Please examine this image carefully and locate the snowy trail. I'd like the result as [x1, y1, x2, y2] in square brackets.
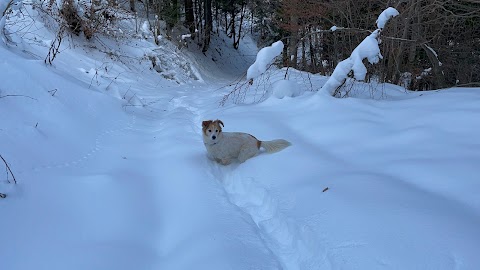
[124, 83, 284, 269]
[2, 82, 282, 269]
[151, 82, 331, 269]
[209, 164, 331, 269]
[156, 86, 318, 269]
[0, 19, 286, 267]
[128, 78, 333, 269]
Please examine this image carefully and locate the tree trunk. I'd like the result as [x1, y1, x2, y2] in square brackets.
[129, 0, 135, 12]
[202, 0, 212, 52]
[308, 28, 317, 73]
[184, 0, 195, 35]
[289, 14, 298, 68]
[195, 0, 203, 44]
[233, 2, 246, 49]
[421, 43, 446, 89]
[301, 30, 307, 70]
[230, 9, 235, 40]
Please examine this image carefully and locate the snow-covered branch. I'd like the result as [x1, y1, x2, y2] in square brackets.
[376, 7, 400, 29]
[320, 7, 399, 96]
[246, 40, 284, 82]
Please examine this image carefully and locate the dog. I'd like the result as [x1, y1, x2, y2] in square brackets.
[202, 119, 291, 165]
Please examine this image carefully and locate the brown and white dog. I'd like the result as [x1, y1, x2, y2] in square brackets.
[202, 119, 291, 165]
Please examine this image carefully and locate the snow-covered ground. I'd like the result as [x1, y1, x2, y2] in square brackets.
[1, 3, 480, 270]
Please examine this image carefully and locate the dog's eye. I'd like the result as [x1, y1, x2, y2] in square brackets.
[208, 129, 211, 132]
[215, 130, 219, 132]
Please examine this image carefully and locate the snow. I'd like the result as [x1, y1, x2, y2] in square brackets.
[141, 21, 150, 35]
[322, 8, 398, 96]
[272, 79, 301, 99]
[321, 29, 384, 95]
[0, 1, 10, 15]
[0, 15, 6, 45]
[425, 43, 443, 66]
[1, 3, 480, 270]
[376, 7, 400, 29]
[247, 40, 284, 81]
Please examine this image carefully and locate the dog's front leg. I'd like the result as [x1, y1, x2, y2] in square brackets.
[220, 158, 231, 165]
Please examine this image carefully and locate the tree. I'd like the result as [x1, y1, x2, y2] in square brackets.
[184, 0, 195, 35]
[202, 0, 212, 52]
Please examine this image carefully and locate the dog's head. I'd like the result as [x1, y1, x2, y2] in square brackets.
[202, 119, 224, 145]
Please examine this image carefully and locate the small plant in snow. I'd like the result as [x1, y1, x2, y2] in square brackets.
[0, 154, 17, 199]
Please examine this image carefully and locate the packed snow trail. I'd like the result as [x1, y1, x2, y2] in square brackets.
[209, 164, 331, 269]
[131, 81, 299, 269]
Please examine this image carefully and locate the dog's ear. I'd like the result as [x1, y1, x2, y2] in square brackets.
[202, 120, 212, 129]
[216, 120, 224, 128]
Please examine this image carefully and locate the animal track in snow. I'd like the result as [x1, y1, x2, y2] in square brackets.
[209, 164, 330, 270]
[21, 115, 137, 173]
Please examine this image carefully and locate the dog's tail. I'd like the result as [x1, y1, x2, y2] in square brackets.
[260, 139, 291, 153]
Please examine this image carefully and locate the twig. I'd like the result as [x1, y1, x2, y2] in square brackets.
[0, 94, 37, 100]
[0, 154, 16, 184]
[45, 25, 65, 65]
[48, 88, 58, 96]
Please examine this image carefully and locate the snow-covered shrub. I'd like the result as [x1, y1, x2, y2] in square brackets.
[247, 40, 284, 82]
[60, 0, 82, 35]
[320, 7, 399, 97]
[38, 0, 134, 41]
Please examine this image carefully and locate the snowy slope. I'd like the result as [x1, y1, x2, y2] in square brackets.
[2, 3, 480, 270]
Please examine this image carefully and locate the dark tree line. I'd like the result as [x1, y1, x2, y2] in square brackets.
[132, 0, 249, 52]
[43, 0, 480, 90]
[253, 0, 480, 90]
